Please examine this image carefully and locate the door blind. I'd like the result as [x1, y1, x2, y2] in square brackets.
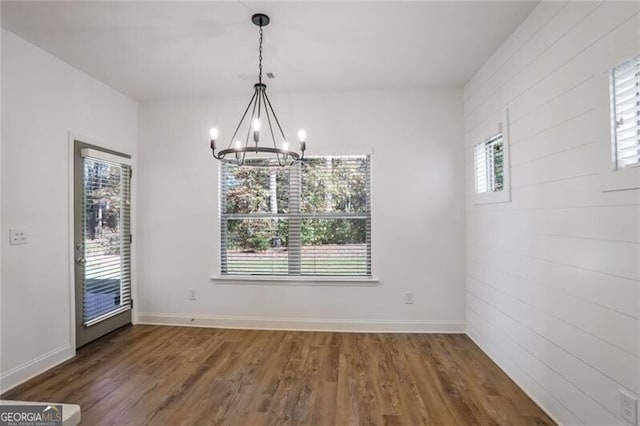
[611, 54, 640, 169]
[220, 155, 371, 277]
[82, 155, 132, 326]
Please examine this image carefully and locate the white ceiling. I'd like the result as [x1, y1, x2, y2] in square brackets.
[1, 1, 538, 101]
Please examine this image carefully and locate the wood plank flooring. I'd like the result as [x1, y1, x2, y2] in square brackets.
[2, 325, 555, 425]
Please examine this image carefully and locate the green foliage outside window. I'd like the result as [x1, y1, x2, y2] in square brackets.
[84, 160, 124, 255]
[224, 157, 369, 251]
[492, 142, 504, 192]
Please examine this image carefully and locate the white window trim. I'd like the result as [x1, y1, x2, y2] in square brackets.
[473, 109, 512, 204]
[600, 56, 640, 193]
[210, 274, 380, 286]
[600, 162, 640, 192]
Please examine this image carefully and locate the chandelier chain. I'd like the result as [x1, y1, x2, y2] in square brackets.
[258, 26, 263, 84]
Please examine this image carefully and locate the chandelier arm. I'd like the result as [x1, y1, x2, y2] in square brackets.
[245, 92, 259, 150]
[261, 90, 285, 167]
[227, 89, 258, 149]
[257, 87, 262, 129]
[239, 94, 259, 166]
[263, 91, 289, 143]
[262, 91, 277, 150]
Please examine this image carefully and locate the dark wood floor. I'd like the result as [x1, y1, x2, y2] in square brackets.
[3, 325, 554, 425]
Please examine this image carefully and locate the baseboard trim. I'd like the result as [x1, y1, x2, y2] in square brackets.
[137, 313, 466, 333]
[0, 344, 73, 394]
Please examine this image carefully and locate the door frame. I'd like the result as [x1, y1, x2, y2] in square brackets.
[67, 132, 136, 352]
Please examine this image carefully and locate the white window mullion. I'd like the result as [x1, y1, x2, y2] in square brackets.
[288, 162, 302, 275]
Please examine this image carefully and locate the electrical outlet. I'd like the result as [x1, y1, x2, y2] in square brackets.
[620, 389, 638, 425]
[405, 292, 414, 304]
[189, 289, 197, 301]
[9, 228, 27, 245]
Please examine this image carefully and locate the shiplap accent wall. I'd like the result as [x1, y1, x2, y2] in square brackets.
[463, 2, 639, 425]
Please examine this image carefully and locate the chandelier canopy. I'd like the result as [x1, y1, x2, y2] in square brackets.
[209, 13, 307, 167]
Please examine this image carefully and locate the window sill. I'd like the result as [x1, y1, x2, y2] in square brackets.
[211, 275, 380, 286]
[472, 188, 511, 205]
[600, 164, 640, 192]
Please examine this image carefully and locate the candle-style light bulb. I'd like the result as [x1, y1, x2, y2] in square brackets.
[234, 140, 242, 160]
[297, 130, 307, 154]
[209, 128, 219, 151]
[252, 118, 261, 143]
[282, 141, 289, 151]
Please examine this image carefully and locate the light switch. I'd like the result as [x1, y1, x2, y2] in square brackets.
[9, 228, 28, 245]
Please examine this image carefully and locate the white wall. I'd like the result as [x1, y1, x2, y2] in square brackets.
[0, 29, 138, 392]
[464, 2, 640, 425]
[136, 88, 466, 331]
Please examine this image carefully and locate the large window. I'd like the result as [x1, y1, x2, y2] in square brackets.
[610, 54, 640, 170]
[220, 155, 371, 277]
[474, 133, 504, 193]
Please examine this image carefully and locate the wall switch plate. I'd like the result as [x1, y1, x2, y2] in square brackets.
[620, 389, 638, 424]
[405, 292, 414, 304]
[189, 289, 197, 301]
[9, 228, 27, 245]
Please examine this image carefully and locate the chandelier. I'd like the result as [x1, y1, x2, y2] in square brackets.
[209, 13, 307, 167]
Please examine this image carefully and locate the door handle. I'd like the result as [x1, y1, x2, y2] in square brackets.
[76, 257, 86, 265]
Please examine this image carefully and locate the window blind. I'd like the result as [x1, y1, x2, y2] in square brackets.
[487, 135, 504, 192]
[474, 143, 488, 193]
[82, 157, 132, 326]
[220, 155, 371, 277]
[611, 54, 640, 169]
[299, 156, 371, 276]
[474, 133, 503, 193]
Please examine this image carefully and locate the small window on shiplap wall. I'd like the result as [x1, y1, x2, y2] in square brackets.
[472, 109, 511, 204]
[474, 133, 504, 194]
[610, 54, 640, 170]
